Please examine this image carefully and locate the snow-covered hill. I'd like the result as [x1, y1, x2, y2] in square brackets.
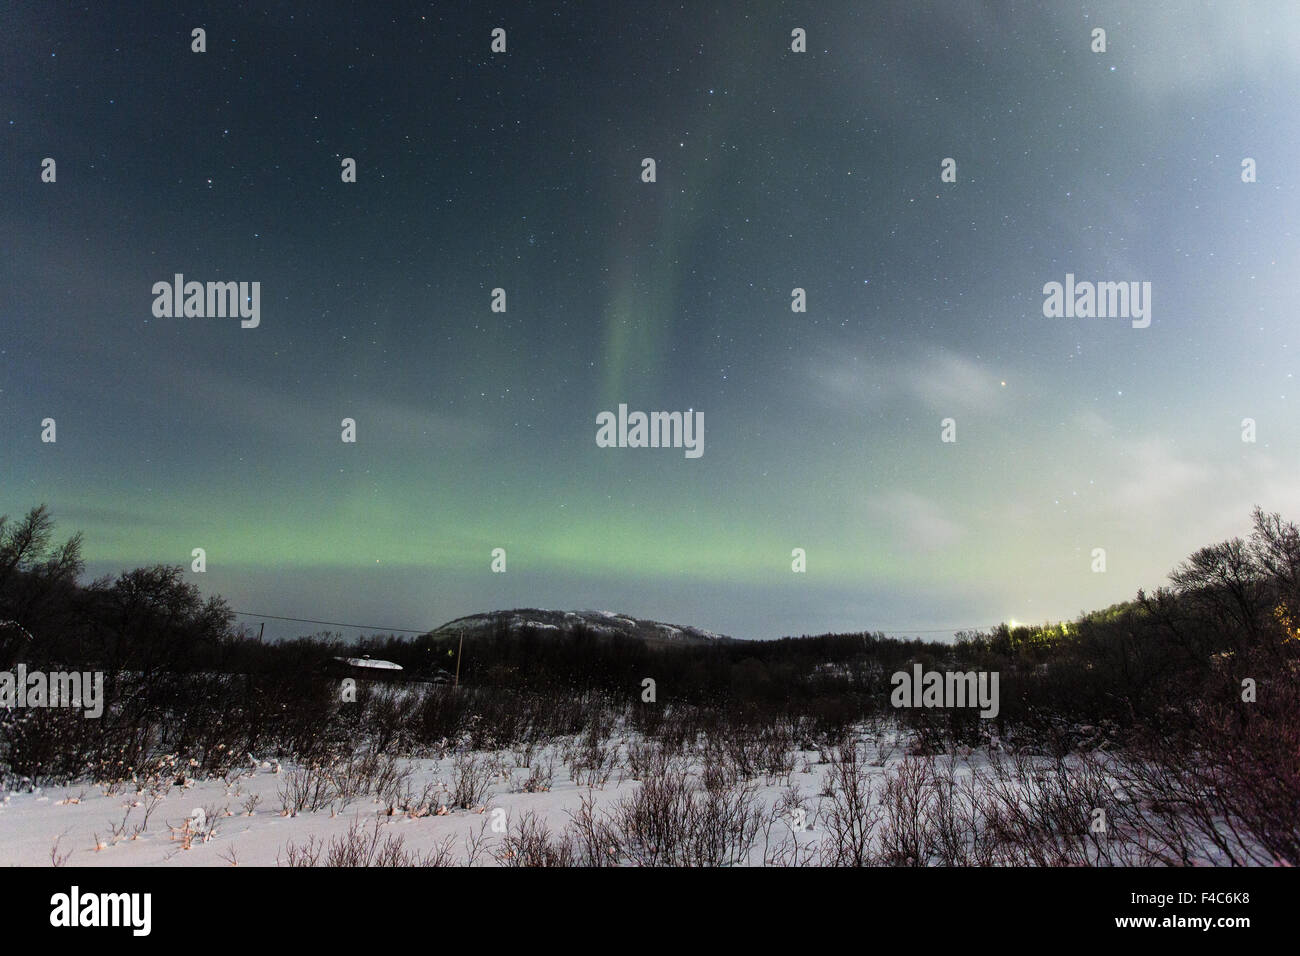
[426, 609, 735, 646]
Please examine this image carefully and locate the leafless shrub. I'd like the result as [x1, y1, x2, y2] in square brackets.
[196, 803, 226, 843]
[761, 805, 819, 867]
[1115, 724, 1295, 866]
[870, 718, 900, 766]
[613, 768, 761, 866]
[138, 788, 166, 831]
[755, 728, 797, 785]
[275, 751, 415, 817]
[684, 777, 763, 866]
[449, 752, 493, 809]
[819, 742, 881, 866]
[331, 751, 411, 806]
[277, 834, 322, 866]
[105, 806, 133, 846]
[701, 737, 741, 793]
[164, 804, 223, 850]
[979, 750, 1124, 866]
[624, 739, 676, 782]
[50, 832, 72, 867]
[568, 724, 617, 789]
[775, 783, 811, 824]
[512, 738, 538, 770]
[278, 761, 338, 816]
[492, 811, 575, 866]
[926, 752, 999, 866]
[383, 779, 443, 817]
[613, 769, 693, 866]
[222, 765, 254, 789]
[719, 726, 776, 781]
[564, 791, 622, 866]
[518, 753, 555, 793]
[279, 817, 456, 867]
[462, 819, 492, 866]
[877, 755, 937, 865]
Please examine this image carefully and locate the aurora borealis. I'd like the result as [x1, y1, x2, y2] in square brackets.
[3, 1, 1299, 640]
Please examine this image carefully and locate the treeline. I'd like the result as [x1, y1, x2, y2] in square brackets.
[0, 506, 233, 675]
[2, 504, 1298, 790]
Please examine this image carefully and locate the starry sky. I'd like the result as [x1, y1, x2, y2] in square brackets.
[3, 1, 1299, 641]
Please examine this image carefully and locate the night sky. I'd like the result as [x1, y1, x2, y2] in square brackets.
[3, 1, 1298, 641]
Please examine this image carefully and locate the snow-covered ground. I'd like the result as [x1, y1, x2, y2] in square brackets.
[0, 725, 1255, 866]
[0, 733, 922, 867]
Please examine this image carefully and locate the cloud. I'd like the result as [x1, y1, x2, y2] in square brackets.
[1060, 1, 1300, 105]
[1108, 438, 1215, 513]
[53, 505, 171, 530]
[150, 364, 493, 451]
[867, 490, 965, 554]
[1093, 429, 1300, 537]
[1074, 410, 1115, 438]
[812, 349, 1004, 416]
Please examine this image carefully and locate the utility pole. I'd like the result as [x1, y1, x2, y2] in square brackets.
[454, 630, 463, 689]
[258, 622, 264, 641]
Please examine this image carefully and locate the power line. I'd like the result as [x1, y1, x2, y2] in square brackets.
[231, 609, 1004, 638]
[232, 610, 430, 634]
[864, 623, 1008, 632]
[866, 627, 990, 634]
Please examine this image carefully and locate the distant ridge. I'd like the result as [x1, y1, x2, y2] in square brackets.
[426, 608, 736, 646]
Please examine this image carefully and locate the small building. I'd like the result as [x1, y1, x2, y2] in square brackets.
[324, 655, 454, 686]
[325, 654, 405, 683]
